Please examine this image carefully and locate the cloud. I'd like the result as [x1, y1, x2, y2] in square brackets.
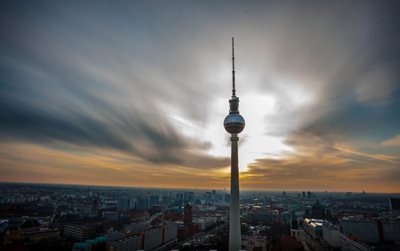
[356, 67, 399, 105]
[0, 0, 399, 191]
[242, 131, 400, 192]
[382, 135, 400, 147]
[0, 142, 230, 189]
[0, 0, 234, 171]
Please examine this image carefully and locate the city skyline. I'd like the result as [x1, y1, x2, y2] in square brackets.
[1, 1, 400, 193]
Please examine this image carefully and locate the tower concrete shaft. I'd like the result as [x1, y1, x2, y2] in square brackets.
[229, 133, 241, 251]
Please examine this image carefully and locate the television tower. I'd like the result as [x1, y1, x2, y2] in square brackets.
[224, 37, 245, 251]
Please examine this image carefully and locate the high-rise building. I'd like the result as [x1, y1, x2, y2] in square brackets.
[162, 222, 178, 244]
[135, 196, 149, 211]
[143, 228, 163, 250]
[117, 198, 130, 212]
[224, 37, 245, 251]
[183, 204, 192, 239]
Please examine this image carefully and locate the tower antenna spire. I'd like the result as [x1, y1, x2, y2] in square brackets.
[232, 37, 236, 96]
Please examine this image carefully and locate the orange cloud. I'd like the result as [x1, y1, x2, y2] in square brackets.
[0, 142, 230, 189]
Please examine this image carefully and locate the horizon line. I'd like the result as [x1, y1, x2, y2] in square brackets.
[1, 181, 399, 195]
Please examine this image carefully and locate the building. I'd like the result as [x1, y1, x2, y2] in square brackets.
[340, 219, 400, 244]
[162, 222, 177, 244]
[63, 225, 95, 241]
[73, 236, 107, 251]
[242, 235, 268, 251]
[135, 196, 149, 211]
[340, 220, 381, 244]
[116, 198, 130, 213]
[303, 218, 324, 239]
[105, 230, 126, 242]
[193, 217, 217, 231]
[339, 233, 372, 251]
[389, 198, 400, 210]
[246, 206, 278, 225]
[143, 228, 163, 250]
[290, 229, 306, 242]
[183, 204, 192, 238]
[276, 236, 304, 251]
[310, 200, 326, 219]
[322, 223, 340, 248]
[382, 222, 400, 242]
[130, 223, 147, 234]
[21, 228, 60, 245]
[103, 211, 119, 221]
[108, 235, 142, 251]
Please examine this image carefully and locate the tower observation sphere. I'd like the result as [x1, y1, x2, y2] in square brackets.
[224, 97, 245, 134]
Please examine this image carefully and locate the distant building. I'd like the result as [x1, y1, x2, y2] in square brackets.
[322, 223, 340, 248]
[126, 222, 177, 250]
[108, 235, 142, 251]
[175, 193, 183, 206]
[242, 235, 268, 251]
[143, 228, 163, 250]
[103, 211, 119, 221]
[21, 228, 60, 245]
[63, 225, 95, 241]
[135, 196, 149, 211]
[389, 198, 400, 210]
[130, 223, 147, 234]
[322, 220, 400, 249]
[193, 217, 217, 231]
[183, 204, 192, 238]
[247, 206, 278, 225]
[340, 220, 381, 243]
[382, 222, 400, 242]
[162, 222, 177, 244]
[183, 192, 194, 204]
[339, 232, 372, 251]
[290, 229, 305, 242]
[105, 230, 126, 242]
[116, 198, 130, 213]
[73, 236, 107, 251]
[149, 195, 159, 207]
[276, 236, 304, 251]
[311, 200, 326, 219]
[303, 218, 324, 239]
[224, 193, 231, 203]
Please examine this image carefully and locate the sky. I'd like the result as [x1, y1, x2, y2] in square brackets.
[0, 1, 399, 193]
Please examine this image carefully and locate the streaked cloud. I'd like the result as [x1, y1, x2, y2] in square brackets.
[243, 132, 400, 192]
[0, 0, 399, 192]
[382, 135, 400, 147]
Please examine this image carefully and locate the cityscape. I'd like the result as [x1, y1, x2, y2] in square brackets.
[0, 183, 399, 251]
[1, 0, 400, 251]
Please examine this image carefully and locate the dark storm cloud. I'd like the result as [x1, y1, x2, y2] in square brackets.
[0, 97, 131, 150]
[301, 93, 400, 142]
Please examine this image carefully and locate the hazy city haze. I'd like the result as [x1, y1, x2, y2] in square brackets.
[0, 1, 399, 192]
